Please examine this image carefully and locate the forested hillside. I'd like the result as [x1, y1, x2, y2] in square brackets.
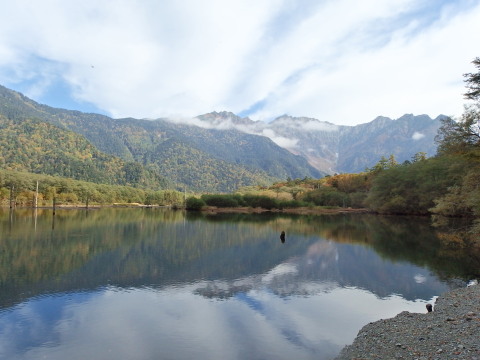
[0, 115, 168, 189]
[0, 85, 321, 191]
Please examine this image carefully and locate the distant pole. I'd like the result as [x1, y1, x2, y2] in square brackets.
[86, 196, 89, 209]
[53, 196, 56, 216]
[9, 185, 14, 209]
[34, 207, 38, 231]
[35, 181, 39, 208]
[9, 207, 13, 230]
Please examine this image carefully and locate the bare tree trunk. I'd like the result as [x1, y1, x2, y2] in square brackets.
[9, 185, 15, 209]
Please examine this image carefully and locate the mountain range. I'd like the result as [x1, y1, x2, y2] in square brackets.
[195, 111, 444, 174]
[0, 84, 443, 192]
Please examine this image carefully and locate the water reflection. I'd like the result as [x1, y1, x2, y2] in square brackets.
[0, 285, 432, 360]
[0, 208, 477, 360]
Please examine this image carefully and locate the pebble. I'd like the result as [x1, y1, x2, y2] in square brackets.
[335, 284, 480, 360]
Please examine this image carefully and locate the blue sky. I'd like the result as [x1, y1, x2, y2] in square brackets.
[1, 0, 479, 126]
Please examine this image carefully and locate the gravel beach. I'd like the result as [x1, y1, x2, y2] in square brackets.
[335, 284, 480, 360]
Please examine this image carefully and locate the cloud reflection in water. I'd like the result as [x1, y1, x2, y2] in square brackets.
[1, 263, 438, 360]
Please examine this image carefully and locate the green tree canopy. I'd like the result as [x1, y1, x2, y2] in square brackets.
[464, 57, 480, 101]
[435, 106, 480, 156]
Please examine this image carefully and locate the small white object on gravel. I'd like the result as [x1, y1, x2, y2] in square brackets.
[335, 283, 480, 360]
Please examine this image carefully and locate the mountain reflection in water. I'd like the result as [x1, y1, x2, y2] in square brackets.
[0, 208, 477, 360]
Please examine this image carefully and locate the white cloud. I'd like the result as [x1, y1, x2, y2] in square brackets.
[270, 136, 300, 148]
[261, 128, 299, 148]
[0, 0, 479, 125]
[302, 120, 339, 131]
[262, 263, 298, 283]
[412, 131, 425, 140]
[0, 281, 437, 360]
[248, 2, 480, 125]
[414, 274, 427, 284]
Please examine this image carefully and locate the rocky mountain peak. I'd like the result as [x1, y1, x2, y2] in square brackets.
[270, 115, 339, 132]
[196, 111, 256, 128]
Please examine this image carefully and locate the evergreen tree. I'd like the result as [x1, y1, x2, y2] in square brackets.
[464, 57, 480, 101]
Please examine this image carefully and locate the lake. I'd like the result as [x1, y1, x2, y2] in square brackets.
[0, 208, 478, 360]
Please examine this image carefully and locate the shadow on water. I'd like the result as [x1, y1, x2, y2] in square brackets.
[0, 208, 478, 309]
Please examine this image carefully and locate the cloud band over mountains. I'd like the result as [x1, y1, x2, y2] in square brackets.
[1, 0, 479, 126]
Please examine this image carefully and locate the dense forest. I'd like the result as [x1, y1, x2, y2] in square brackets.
[0, 114, 170, 189]
[0, 170, 185, 207]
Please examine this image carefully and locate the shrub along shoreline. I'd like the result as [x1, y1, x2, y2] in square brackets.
[199, 205, 371, 215]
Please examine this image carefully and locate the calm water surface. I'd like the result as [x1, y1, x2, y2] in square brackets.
[0, 208, 477, 360]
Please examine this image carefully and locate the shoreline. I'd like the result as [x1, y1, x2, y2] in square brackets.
[0, 203, 172, 210]
[2, 204, 373, 215]
[200, 206, 372, 215]
[335, 284, 480, 359]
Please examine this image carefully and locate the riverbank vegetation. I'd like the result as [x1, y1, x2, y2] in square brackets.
[0, 170, 185, 207]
